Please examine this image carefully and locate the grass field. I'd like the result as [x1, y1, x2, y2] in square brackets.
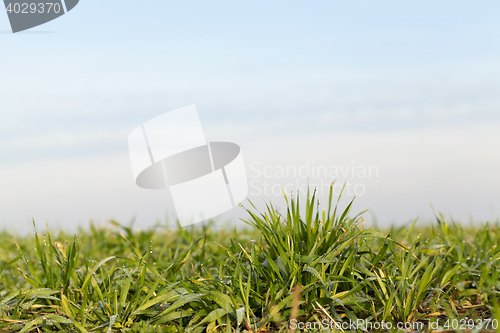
[1, 185, 499, 332]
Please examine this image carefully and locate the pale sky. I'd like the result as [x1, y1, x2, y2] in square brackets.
[1, 0, 499, 232]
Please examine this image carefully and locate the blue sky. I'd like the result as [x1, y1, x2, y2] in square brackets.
[1, 0, 500, 231]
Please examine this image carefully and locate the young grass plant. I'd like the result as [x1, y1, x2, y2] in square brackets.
[0, 185, 499, 332]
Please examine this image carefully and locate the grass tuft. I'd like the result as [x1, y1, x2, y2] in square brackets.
[0, 185, 499, 332]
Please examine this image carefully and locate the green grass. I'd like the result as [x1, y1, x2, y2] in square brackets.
[0, 184, 499, 332]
